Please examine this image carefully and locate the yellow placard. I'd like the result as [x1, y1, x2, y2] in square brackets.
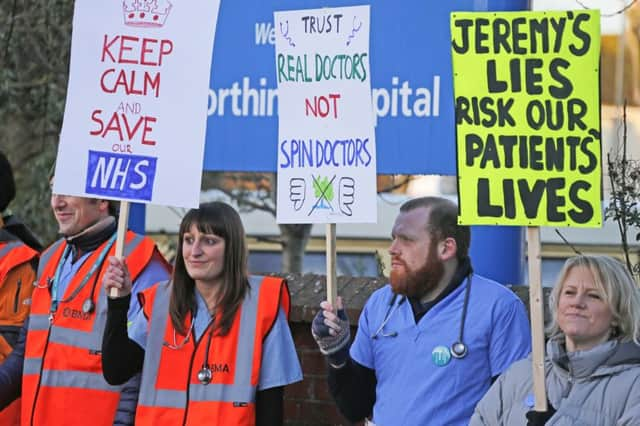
[451, 10, 601, 227]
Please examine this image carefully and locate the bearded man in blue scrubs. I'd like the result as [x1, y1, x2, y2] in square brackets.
[312, 196, 531, 426]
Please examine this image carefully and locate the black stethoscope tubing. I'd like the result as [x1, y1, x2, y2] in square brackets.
[450, 275, 472, 359]
[197, 317, 216, 385]
[372, 274, 473, 359]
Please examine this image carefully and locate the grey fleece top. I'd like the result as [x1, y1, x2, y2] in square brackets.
[470, 338, 640, 426]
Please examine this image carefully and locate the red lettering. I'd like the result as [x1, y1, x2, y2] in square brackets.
[100, 34, 173, 66]
[89, 109, 104, 136]
[99, 69, 160, 97]
[159, 40, 173, 66]
[304, 98, 315, 116]
[328, 93, 341, 118]
[140, 38, 159, 66]
[104, 113, 125, 141]
[141, 117, 156, 145]
[101, 35, 118, 62]
[304, 93, 341, 119]
[88, 110, 158, 145]
[100, 68, 117, 93]
[118, 35, 139, 64]
[123, 115, 145, 140]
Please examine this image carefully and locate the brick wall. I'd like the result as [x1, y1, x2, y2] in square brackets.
[284, 321, 362, 426]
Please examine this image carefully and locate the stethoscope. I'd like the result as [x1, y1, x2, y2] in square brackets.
[197, 324, 215, 385]
[48, 234, 116, 316]
[371, 274, 473, 359]
[163, 309, 217, 385]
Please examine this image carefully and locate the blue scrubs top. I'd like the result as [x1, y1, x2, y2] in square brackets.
[128, 281, 302, 391]
[350, 274, 532, 426]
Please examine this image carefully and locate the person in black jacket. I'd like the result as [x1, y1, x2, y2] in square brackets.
[0, 151, 41, 425]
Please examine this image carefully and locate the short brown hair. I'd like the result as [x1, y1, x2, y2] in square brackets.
[400, 196, 470, 262]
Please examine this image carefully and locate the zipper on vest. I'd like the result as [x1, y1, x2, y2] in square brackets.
[13, 279, 22, 313]
[29, 323, 53, 426]
[562, 364, 574, 398]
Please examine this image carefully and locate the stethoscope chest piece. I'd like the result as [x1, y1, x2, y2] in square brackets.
[198, 367, 212, 385]
[82, 299, 95, 314]
[450, 341, 468, 359]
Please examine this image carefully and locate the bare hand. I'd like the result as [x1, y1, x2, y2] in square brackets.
[103, 256, 132, 298]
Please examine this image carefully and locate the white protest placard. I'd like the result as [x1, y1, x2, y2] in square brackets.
[274, 6, 377, 224]
[53, 0, 220, 208]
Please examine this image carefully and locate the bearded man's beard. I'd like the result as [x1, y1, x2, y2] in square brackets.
[390, 242, 445, 299]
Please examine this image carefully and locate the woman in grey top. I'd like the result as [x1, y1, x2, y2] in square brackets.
[471, 255, 640, 426]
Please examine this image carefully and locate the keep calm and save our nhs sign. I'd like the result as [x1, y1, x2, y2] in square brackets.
[204, 0, 527, 175]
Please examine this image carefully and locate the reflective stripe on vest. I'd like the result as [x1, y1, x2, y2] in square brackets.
[35, 369, 120, 392]
[0, 241, 35, 260]
[0, 240, 37, 284]
[138, 276, 264, 408]
[36, 239, 64, 279]
[26, 314, 49, 331]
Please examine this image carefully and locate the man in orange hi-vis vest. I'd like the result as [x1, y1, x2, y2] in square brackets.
[0, 170, 171, 426]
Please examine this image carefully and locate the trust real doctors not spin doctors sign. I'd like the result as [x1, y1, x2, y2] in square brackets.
[451, 10, 602, 227]
[54, 0, 220, 208]
[274, 5, 377, 224]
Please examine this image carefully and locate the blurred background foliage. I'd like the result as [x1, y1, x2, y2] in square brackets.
[1, 0, 74, 245]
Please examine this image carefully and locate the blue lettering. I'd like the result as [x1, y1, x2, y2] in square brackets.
[361, 138, 372, 166]
[278, 137, 371, 168]
[300, 139, 313, 167]
[290, 139, 300, 166]
[315, 140, 324, 167]
[279, 140, 291, 168]
[85, 150, 156, 201]
[345, 139, 355, 165]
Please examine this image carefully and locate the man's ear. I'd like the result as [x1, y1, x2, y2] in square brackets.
[439, 237, 458, 261]
[98, 199, 110, 214]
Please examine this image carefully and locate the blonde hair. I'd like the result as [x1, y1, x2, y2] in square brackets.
[547, 255, 640, 345]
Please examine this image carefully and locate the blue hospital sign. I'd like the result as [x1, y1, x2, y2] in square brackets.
[204, 0, 527, 174]
[85, 151, 157, 201]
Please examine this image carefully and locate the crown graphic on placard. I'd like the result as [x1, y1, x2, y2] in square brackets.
[123, 0, 172, 28]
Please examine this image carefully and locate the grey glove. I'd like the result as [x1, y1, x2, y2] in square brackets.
[311, 302, 350, 366]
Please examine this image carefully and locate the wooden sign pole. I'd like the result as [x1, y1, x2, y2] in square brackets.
[326, 223, 337, 305]
[527, 226, 547, 411]
[109, 201, 130, 298]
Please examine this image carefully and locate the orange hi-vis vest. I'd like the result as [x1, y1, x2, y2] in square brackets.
[0, 239, 38, 336]
[0, 240, 38, 297]
[0, 240, 38, 426]
[22, 231, 158, 426]
[135, 276, 291, 426]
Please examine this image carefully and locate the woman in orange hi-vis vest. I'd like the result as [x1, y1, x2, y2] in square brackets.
[101, 201, 303, 425]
